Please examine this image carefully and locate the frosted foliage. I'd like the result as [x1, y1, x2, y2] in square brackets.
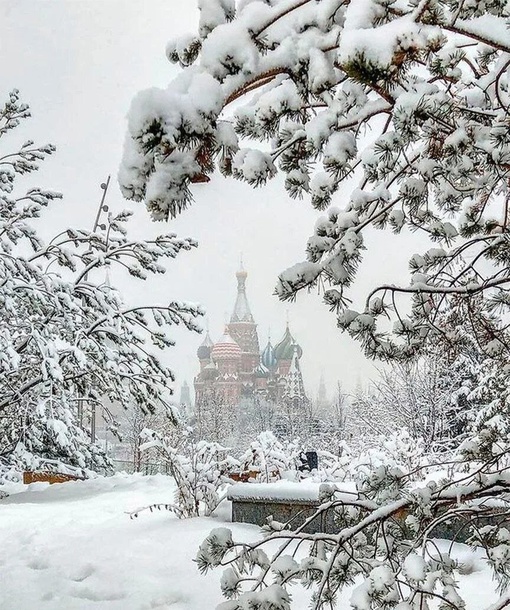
[196, 433, 510, 610]
[128, 412, 510, 610]
[198, 0, 236, 37]
[238, 431, 300, 482]
[121, 0, 510, 360]
[191, 339, 510, 610]
[347, 342, 479, 454]
[352, 429, 426, 483]
[139, 429, 238, 517]
[231, 149, 277, 186]
[403, 554, 427, 583]
[0, 91, 202, 476]
[2, 398, 111, 480]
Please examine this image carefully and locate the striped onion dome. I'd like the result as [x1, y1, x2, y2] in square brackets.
[261, 340, 277, 370]
[211, 330, 242, 360]
[274, 325, 303, 361]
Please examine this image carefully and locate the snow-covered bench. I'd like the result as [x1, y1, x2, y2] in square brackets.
[227, 482, 510, 541]
[227, 482, 338, 534]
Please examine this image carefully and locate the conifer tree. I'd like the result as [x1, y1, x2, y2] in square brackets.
[120, 0, 510, 360]
[120, 4, 510, 609]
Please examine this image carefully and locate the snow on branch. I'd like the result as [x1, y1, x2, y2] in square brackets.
[120, 0, 510, 360]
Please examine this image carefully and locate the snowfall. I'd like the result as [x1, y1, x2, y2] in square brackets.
[0, 473, 501, 609]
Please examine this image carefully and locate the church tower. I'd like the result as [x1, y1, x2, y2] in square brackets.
[193, 266, 310, 442]
[283, 344, 307, 405]
[227, 263, 260, 388]
[179, 380, 192, 410]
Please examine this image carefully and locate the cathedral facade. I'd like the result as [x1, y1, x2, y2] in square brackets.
[194, 266, 308, 413]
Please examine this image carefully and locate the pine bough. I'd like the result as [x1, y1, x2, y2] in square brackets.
[120, 0, 510, 360]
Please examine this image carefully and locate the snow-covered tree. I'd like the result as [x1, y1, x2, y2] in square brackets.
[117, 402, 179, 473]
[307, 381, 348, 451]
[0, 396, 112, 478]
[348, 346, 475, 451]
[0, 90, 202, 475]
[197, 442, 510, 610]
[119, 4, 510, 608]
[121, 0, 510, 360]
[236, 394, 277, 448]
[194, 389, 238, 445]
[465, 354, 510, 463]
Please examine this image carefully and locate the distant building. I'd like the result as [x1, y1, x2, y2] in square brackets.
[194, 265, 308, 417]
[179, 380, 192, 412]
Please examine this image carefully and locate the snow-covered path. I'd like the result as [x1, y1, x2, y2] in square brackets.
[0, 474, 258, 610]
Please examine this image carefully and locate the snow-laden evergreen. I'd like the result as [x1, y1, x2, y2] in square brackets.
[120, 0, 510, 360]
[116, 3, 510, 606]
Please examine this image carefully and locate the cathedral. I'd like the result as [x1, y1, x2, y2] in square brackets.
[193, 265, 308, 413]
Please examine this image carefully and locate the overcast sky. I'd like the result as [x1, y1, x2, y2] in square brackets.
[0, 0, 428, 402]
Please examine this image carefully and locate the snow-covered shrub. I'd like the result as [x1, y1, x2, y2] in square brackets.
[352, 429, 427, 483]
[139, 428, 238, 517]
[314, 443, 352, 483]
[237, 431, 300, 482]
[197, 446, 510, 610]
[0, 455, 22, 485]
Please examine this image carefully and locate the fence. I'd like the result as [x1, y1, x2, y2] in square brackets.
[111, 459, 171, 476]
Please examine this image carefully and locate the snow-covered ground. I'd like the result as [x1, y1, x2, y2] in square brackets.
[0, 474, 255, 610]
[0, 474, 499, 609]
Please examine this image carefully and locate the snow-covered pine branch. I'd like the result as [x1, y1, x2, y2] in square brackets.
[197, 448, 510, 610]
[120, 0, 510, 359]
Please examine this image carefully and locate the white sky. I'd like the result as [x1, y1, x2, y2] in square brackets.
[0, 0, 428, 402]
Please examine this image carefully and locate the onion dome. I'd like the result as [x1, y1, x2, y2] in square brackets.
[261, 339, 277, 370]
[211, 329, 242, 360]
[197, 331, 214, 360]
[274, 325, 303, 360]
[254, 362, 269, 378]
